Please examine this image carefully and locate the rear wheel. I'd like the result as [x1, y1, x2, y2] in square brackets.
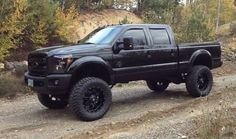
[146, 80, 169, 92]
[38, 94, 68, 109]
[69, 77, 112, 121]
[186, 66, 213, 97]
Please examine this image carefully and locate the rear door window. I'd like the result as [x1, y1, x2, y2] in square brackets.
[149, 29, 171, 47]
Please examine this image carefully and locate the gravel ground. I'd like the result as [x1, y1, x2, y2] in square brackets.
[0, 74, 236, 139]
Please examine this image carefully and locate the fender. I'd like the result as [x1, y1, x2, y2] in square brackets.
[67, 56, 113, 74]
[189, 49, 212, 67]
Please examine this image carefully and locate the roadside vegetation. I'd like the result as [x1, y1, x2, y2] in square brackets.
[196, 90, 236, 139]
[0, 0, 79, 61]
[0, 72, 32, 98]
[0, 0, 236, 62]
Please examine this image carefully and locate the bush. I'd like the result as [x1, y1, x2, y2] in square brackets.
[0, 0, 80, 61]
[23, 0, 58, 49]
[23, 0, 80, 48]
[182, 11, 214, 42]
[119, 16, 132, 24]
[0, 36, 14, 61]
[0, 0, 27, 62]
[54, 0, 114, 11]
[52, 6, 79, 44]
[176, 5, 215, 43]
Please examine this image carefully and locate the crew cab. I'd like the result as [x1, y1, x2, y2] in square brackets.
[25, 24, 222, 121]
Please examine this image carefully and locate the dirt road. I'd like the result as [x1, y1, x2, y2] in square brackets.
[0, 74, 236, 139]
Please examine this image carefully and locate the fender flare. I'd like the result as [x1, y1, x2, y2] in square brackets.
[67, 56, 112, 73]
[189, 49, 212, 68]
[67, 56, 113, 83]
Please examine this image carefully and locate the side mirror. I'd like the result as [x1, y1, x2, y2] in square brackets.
[123, 37, 134, 50]
[113, 37, 134, 54]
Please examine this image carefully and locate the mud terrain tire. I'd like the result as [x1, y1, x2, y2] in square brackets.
[186, 66, 213, 97]
[69, 77, 112, 121]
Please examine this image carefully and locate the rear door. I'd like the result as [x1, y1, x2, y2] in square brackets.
[146, 28, 178, 78]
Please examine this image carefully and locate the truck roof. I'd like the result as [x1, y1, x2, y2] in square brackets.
[113, 24, 170, 28]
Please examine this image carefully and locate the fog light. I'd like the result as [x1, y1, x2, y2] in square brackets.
[54, 80, 59, 86]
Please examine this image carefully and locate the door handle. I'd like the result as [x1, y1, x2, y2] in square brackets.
[147, 51, 152, 58]
[170, 49, 175, 56]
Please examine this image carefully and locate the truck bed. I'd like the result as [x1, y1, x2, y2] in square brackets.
[178, 41, 220, 47]
[177, 41, 222, 72]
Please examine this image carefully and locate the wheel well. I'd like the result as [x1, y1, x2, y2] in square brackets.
[193, 54, 212, 69]
[71, 63, 111, 86]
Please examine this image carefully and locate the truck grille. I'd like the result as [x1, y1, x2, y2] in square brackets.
[28, 53, 48, 76]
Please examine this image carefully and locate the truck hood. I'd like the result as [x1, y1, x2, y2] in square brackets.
[32, 44, 101, 57]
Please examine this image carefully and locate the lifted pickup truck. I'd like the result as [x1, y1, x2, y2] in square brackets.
[25, 24, 222, 121]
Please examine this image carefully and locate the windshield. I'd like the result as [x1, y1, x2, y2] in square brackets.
[80, 26, 121, 45]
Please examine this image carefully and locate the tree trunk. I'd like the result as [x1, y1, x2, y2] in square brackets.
[138, 0, 145, 13]
[216, 0, 221, 32]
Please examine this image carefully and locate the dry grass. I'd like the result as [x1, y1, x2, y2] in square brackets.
[0, 72, 32, 98]
[197, 93, 236, 139]
[217, 21, 236, 61]
[199, 110, 236, 139]
[216, 23, 232, 37]
[199, 115, 235, 139]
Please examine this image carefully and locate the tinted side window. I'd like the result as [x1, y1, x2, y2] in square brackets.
[123, 29, 147, 46]
[149, 29, 171, 45]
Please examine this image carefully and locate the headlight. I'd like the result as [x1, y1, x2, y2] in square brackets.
[52, 54, 73, 73]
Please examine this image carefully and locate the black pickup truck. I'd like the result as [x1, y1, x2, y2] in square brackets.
[25, 24, 222, 121]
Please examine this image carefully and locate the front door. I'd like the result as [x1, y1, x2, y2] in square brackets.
[112, 28, 151, 82]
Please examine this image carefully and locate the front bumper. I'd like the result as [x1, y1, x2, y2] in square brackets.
[24, 72, 72, 95]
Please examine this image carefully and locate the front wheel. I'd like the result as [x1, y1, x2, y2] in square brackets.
[38, 94, 68, 109]
[69, 77, 112, 121]
[186, 66, 213, 97]
[146, 80, 169, 92]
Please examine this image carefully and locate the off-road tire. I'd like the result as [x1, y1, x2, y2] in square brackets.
[38, 94, 68, 109]
[186, 65, 213, 97]
[146, 80, 169, 92]
[69, 77, 112, 121]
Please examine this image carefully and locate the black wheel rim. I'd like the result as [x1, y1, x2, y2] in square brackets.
[197, 73, 209, 91]
[83, 87, 104, 113]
